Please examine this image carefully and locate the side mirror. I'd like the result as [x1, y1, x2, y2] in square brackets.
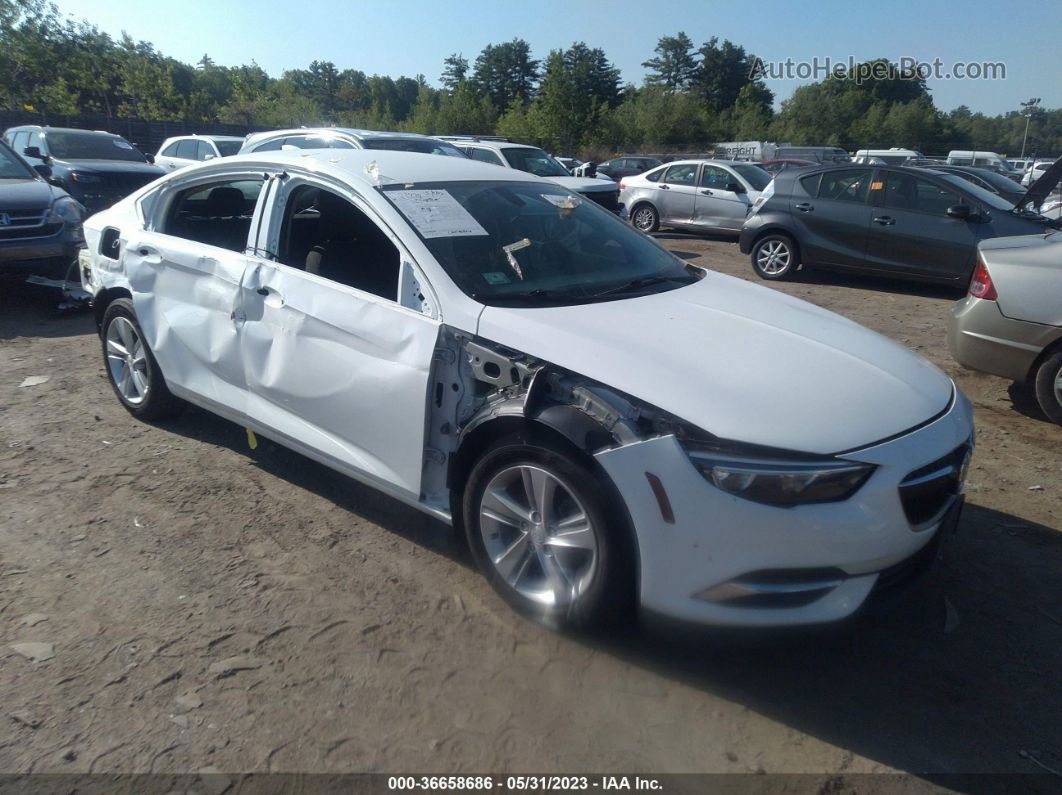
[727, 182, 745, 193]
[946, 204, 972, 220]
[203, 153, 216, 161]
[144, 153, 155, 164]
[33, 163, 52, 179]
[23, 145, 44, 160]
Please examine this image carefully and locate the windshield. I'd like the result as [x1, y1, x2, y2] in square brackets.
[732, 164, 771, 191]
[382, 180, 700, 307]
[362, 138, 467, 158]
[215, 140, 242, 157]
[937, 174, 1019, 211]
[947, 168, 1022, 197]
[0, 142, 36, 179]
[500, 147, 571, 177]
[47, 132, 147, 162]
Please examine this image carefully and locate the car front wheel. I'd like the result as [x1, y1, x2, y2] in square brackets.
[101, 298, 185, 421]
[752, 234, 800, 280]
[631, 203, 659, 233]
[1034, 349, 1062, 425]
[462, 435, 633, 630]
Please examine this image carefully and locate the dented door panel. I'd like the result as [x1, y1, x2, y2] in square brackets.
[238, 262, 441, 497]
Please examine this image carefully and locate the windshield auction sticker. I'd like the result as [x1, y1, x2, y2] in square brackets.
[388, 189, 488, 238]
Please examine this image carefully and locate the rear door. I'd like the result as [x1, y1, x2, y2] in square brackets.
[693, 164, 750, 231]
[863, 170, 978, 282]
[789, 168, 874, 268]
[656, 163, 699, 225]
[125, 172, 273, 416]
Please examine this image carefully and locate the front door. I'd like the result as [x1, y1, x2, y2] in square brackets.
[238, 179, 440, 497]
[863, 170, 978, 282]
[693, 165, 751, 231]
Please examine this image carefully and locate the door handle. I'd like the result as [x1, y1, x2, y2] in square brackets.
[795, 203, 814, 212]
[700, 189, 713, 196]
[660, 184, 670, 190]
[256, 287, 270, 296]
[874, 215, 896, 226]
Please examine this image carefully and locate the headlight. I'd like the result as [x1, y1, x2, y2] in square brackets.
[688, 448, 874, 506]
[70, 172, 101, 184]
[46, 196, 84, 225]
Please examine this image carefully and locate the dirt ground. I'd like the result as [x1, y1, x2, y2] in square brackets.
[1, 237, 1060, 787]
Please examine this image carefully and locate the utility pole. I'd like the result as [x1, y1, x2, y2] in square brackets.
[1019, 97, 1041, 160]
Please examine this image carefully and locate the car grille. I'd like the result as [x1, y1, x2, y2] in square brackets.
[580, 189, 619, 213]
[0, 209, 60, 240]
[898, 443, 969, 527]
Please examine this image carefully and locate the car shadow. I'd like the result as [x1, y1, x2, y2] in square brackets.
[1006, 382, 1057, 426]
[0, 277, 94, 341]
[797, 268, 968, 301]
[652, 231, 740, 243]
[153, 407, 1061, 781]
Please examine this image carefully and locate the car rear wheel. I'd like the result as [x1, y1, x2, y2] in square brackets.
[462, 434, 633, 630]
[101, 298, 185, 421]
[752, 234, 800, 280]
[1034, 350, 1062, 425]
[631, 203, 659, 233]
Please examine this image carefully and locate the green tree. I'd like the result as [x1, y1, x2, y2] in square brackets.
[471, 38, 539, 109]
[440, 53, 468, 92]
[641, 32, 697, 91]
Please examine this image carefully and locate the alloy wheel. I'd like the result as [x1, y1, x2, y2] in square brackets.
[633, 207, 656, 231]
[478, 464, 599, 607]
[105, 316, 150, 406]
[757, 240, 792, 275]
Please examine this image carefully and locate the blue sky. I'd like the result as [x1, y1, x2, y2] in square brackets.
[52, 0, 1059, 116]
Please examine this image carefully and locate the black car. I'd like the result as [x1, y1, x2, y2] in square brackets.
[596, 156, 663, 181]
[0, 138, 85, 278]
[913, 164, 1027, 206]
[739, 163, 1061, 284]
[4, 126, 164, 214]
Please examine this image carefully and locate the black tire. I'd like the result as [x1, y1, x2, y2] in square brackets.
[751, 233, 800, 280]
[461, 432, 634, 630]
[1034, 349, 1062, 425]
[100, 298, 185, 421]
[630, 203, 659, 233]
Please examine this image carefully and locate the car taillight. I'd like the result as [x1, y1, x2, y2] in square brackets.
[619, 180, 626, 191]
[969, 257, 997, 300]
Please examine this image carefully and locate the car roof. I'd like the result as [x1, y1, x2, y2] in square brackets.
[198, 148, 545, 187]
[244, 127, 437, 146]
[9, 125, 123, 137]
[459, 140, 540, 151]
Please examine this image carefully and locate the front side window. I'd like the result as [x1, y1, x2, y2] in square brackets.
[276, 185, 399, 300]
[470, 148, 504, 166]
[361, 138, 466, 157]
[700, 165, 732, 190]
[816, 169, 872, 204]
[882, 173, 961, 215]
[215, 140, 242, 157]
[45, 132, 146, 162]
[664, 164, 697, 186]
[196, 140, 217, 161]
[161, 178, 264, 252]
[0, 141, 35, 179]
[500, 147, 571, 177]
[382, 180, 699, 307]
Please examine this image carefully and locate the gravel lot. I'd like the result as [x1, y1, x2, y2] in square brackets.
[1, 237, 1060, 785]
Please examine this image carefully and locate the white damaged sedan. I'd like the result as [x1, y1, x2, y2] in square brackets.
[79, 149, 974, 630]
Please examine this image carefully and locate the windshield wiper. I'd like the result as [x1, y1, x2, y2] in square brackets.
[588, 274, 694, 299]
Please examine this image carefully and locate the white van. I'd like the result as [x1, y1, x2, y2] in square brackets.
[947, 150, 1008, 168]
[851, 148, 922, 165]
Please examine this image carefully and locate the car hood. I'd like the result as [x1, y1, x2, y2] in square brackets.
[52, 159, 165, 177]
[477, 272, 953, 454]
[0, 178, 62, 210]
[1017, 157, 1062, 209]
[547, 175, 619, 193]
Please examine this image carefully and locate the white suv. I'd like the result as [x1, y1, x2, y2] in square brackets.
[240, 128, 468, 158]
[440, 138, 623, 214]
[155, 135, 244, 172]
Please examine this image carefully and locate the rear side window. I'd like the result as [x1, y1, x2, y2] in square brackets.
[470, 148, 504, 166]
[253, 138, 286, 152]
[798, 173, 822, 197]
[161, 179, 264, 252]
[644, 167, 665, 183]
[175, 140, 198, 159]
[664, 164, 697, 185]
[161, 142, 181, 156]
[816, 169, 872, 204]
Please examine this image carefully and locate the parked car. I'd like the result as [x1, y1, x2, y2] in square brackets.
[758, 158, 815, 177]
[1022, 159, 1057, 187]
[155, 135, 244, 172]
[917, 164, 1028, 205]
[739, 163, 1061, 283]
[553, 156, 583, 174]
[78, 148, 973, 630]
[240, 128, 468, 158]
[440, 138, 622, 213]
[948, 233, 1062, 424]
[0, 138, 85, 278]
[4, 126, 164, 214]
[620, 159, 771, 234]
[596, 156, 664, 181]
